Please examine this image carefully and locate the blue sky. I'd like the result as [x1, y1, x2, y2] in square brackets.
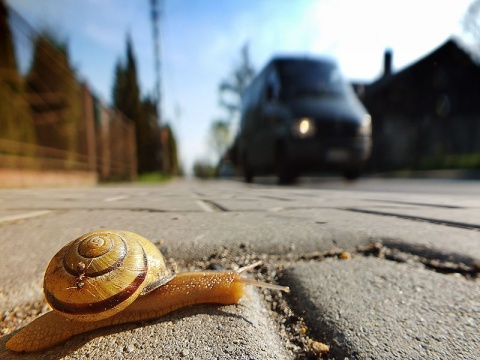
[6, 0, 473, 173]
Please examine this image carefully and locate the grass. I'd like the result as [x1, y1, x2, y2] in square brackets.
[136, 172, 172, 183]
[418, 154, 480, 171]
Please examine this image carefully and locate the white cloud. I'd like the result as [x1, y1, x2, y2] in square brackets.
[305, 0, 472, 78]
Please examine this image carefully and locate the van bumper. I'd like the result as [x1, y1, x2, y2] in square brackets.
[286, 135, 372, 170]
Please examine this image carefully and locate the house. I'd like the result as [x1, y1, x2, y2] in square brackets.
[361, 38, 480, 171]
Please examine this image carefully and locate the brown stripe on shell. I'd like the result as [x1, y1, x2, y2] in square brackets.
[46, 249, 148, 316]
[63, 236, 128, 278]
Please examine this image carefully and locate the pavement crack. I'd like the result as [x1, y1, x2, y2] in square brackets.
[341, 207, 480, 231]
[363, 199, 463, 209]
[175, 250, 333, 359]
[129, 208, 167, 213]
[357, 243, 480, 279]
[195, 199, 228, 212]
[259, 195, 292, 201]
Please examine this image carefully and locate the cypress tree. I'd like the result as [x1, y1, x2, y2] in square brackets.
[162, 124, 179, 175]
[141, 95, 162, 172]
[0, 0, 36, 164]
[112, 35, 152, 174]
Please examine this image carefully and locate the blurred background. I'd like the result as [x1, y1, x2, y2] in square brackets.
[1, 0, 479, 186]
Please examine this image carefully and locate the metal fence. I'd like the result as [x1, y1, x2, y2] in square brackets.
[0, 1, 137, 184]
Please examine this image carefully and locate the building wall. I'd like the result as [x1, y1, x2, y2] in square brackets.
[363, 40, 480, 171]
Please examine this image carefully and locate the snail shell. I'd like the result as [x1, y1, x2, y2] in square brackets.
[43, 230, 174, 322]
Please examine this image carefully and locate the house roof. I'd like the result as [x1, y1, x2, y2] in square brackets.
[367, 37, 480, 94]
[362, 36, 480, 117]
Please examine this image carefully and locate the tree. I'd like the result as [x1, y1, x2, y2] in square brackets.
[218, 43, 255, 123]
[161, 124, 179, 175]
[193, 159, 216, 178]
[26, 31, 80, 166]
[463, 0, 480, 43]
[0, 0, 36, 162]
[141, 95, 162, 172]
[112, 35, 157, 174]
[208, 119, 231, 160]
[0, 0, 16, 71]
[206, 44, 255, 166]
[112, 36, 142, 122]
[112, 61, 127, 110]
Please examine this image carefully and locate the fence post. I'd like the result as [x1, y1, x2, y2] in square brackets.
[80, 83, 97, 174]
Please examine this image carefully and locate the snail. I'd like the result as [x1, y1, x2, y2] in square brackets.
[6, 230, 289, 352]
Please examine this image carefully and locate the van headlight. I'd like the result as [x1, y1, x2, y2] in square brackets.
[359, 114, 372, 136]
[292, 117, 316, 138]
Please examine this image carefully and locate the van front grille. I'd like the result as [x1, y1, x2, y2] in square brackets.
[314, 119, 358, 137]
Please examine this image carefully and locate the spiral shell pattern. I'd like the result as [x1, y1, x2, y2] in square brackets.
[43, 230, 173, 322]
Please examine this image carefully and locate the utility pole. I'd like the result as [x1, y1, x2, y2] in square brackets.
[151, 0, 170, 173]
[150, 0, 162, 124]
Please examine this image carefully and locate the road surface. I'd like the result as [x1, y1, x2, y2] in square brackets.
[1, 178, 479, 359]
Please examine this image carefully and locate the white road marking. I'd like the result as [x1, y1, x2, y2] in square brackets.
[104, 195, 129, 202]
[0, 210, 51, 223]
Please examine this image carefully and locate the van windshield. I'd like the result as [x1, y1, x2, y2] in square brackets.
[277, 60, 345, 99]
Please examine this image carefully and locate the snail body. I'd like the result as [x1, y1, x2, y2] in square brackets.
[6, 230, 288, 352]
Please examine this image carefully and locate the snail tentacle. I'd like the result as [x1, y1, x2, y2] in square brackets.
[237, 261, 290, 292]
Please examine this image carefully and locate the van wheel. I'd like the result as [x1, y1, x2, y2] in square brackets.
[276, 147, 296, 185]
[243, 154, 254, 183]
[343, 167, 361, 181]
[244, 166, 254, 183]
